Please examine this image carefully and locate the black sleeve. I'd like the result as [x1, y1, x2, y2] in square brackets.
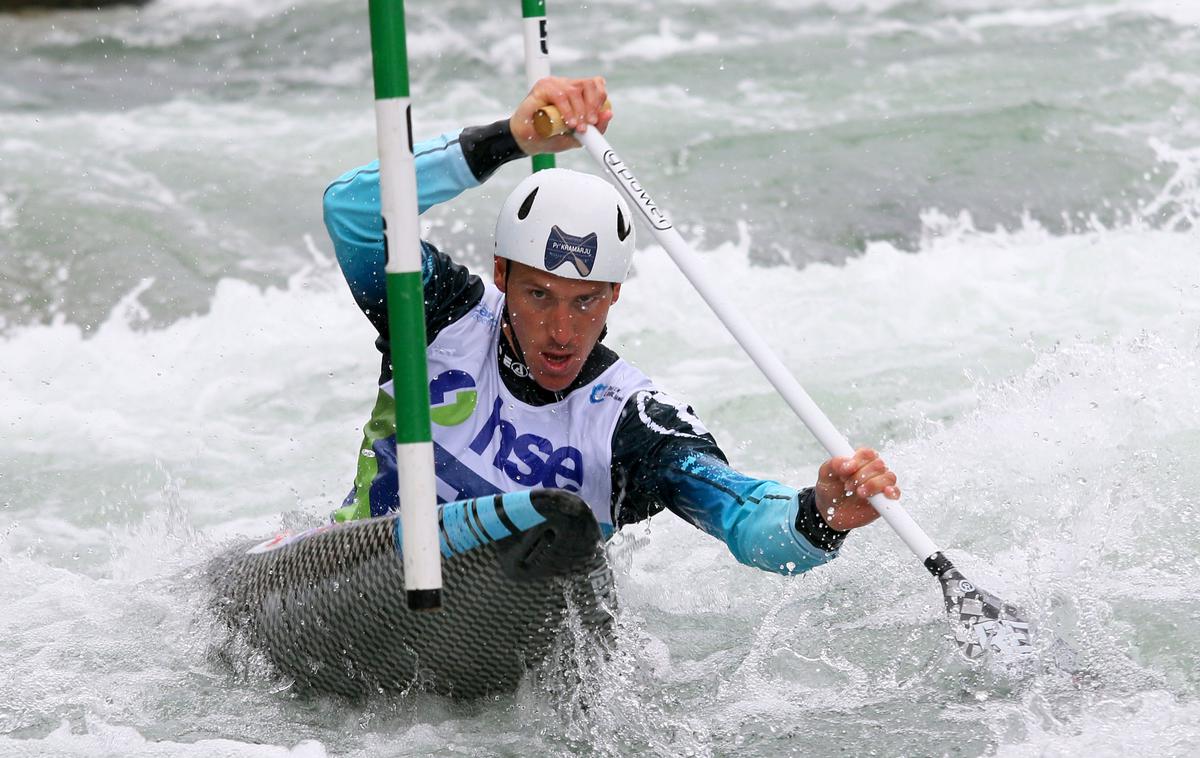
[459, 119, 525, 182]
[375, 241, 484, 385]
[793, 488, 849, 551]
[609, 389, 729, 527]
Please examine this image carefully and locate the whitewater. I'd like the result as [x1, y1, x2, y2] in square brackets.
[2, 0, 1199, 756]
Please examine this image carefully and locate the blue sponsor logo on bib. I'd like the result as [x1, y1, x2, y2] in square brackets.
[589, 383, 623, 403]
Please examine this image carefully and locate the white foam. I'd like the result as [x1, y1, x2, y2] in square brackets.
[1126, 62, 1200, 98]
[1136, 0, 1200, 27]
[0, 186, 19, 230]
[995, 691, 1200, 757]
[600, 19, 724, 63]
[0, 259, 376, 529]
[0, 719, 327, 757]
[1140, 140, 1200, 231]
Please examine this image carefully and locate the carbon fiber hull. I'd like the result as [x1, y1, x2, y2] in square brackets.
[207, 489, 616, 699]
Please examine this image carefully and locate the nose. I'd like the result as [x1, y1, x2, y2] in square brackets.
[547, 303, 575, 347]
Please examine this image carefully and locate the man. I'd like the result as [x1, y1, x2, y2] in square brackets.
[323, 76, 900, 576]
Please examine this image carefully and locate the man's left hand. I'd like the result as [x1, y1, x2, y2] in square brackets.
[813, 448, 900, 531]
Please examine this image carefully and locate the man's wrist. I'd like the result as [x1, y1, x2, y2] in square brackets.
[459, 119, 524, 183]
[794, 487, 849, 552]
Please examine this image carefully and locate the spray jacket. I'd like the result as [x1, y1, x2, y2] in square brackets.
[321, 121, 848, 576]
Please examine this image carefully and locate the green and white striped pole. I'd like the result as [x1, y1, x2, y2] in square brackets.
[520, 0, 555, 172]
[368, 0, 442, 611]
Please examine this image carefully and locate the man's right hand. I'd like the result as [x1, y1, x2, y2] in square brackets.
[509, 76, 612, 156]
[813, 448, 899, 532]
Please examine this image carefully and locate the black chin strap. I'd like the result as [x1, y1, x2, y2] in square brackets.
[500, 257, 538, 375]
[500, 301, 531, 370]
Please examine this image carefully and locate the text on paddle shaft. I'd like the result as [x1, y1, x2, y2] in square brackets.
[602, 150, 672, 230]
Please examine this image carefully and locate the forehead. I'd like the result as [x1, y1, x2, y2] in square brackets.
[507, 261, 612, 296]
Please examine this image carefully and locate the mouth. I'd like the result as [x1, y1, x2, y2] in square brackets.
[538, 350, 575, 375]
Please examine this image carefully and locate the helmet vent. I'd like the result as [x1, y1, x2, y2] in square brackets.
[517, 187, 539, 220]
[616, 206, 632, 241]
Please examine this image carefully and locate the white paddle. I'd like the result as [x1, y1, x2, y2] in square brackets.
[535, 106, 1036, 663]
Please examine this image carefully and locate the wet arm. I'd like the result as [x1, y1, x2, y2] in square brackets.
[321, 121, 524, 326]
[655, 451, 847, 575]
[612, 391, 848, 575]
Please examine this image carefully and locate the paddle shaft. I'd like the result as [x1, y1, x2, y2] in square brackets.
[540, 111, 940, 563]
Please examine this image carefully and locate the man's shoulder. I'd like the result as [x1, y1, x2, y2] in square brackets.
[607, 383, 727, 527]
[423, 243, 489, 343]
[617, 386, 713, 442]
[608, 374, 723, 462]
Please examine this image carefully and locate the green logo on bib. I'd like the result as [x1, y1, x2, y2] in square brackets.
[429, 370, 478, 426]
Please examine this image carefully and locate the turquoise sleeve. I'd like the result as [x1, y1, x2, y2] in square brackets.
[323, 130, 479, 311]
[664, 452, 839, 576]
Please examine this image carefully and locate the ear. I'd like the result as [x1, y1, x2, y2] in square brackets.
[493, 257, 507, 292]
[611, 283, 621, 305]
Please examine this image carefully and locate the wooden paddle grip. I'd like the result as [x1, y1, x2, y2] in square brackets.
[533, 100, 612, 139]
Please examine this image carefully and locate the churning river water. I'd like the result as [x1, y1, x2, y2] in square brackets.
[2, 0, 1199, 755]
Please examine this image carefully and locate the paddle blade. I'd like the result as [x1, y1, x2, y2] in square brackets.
[926, 553, 1035, 662]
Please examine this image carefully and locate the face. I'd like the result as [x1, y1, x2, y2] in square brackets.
[494, 259, 621, 392]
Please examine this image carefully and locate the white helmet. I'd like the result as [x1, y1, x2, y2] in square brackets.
[495, 168, 635, 283]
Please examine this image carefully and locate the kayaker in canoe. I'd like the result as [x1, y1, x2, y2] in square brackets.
[323, 75, 899, 575]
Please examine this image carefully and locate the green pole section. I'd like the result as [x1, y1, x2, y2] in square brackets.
[386, 272, 431, 443]
[369, 0, 442, 610]
[521, 0, 556, 172]
[370, 0, 410, 99]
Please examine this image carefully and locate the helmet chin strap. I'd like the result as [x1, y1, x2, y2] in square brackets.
[500, 301, 531, 370]
[499, 260, 542, 388]
[500, 258, 532, 370]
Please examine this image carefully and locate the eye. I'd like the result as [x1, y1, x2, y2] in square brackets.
[529, 288, 547, 300]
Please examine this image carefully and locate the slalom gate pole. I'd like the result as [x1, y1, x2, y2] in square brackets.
[368, 0, 442, 611]
[520, 0, 556, 172]
[533, 107, 1039, 662]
